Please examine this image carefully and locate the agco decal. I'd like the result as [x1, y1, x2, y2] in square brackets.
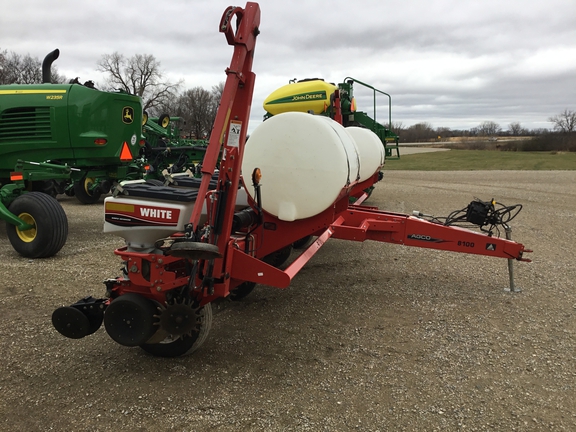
[105, 203, 180, 227]
[407, 234, 446, 243]
[122, 106, 134, 124]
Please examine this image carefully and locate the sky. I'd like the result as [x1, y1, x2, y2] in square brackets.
[2, 0, 576, 133]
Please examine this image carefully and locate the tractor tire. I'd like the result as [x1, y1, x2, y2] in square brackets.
[229, 245, 293, 302]
[263, 244, 293, 268]
[292, 235, 314, 249]
[229, 281, 256, 301]
[158, 113, 170, 128]
[139, 303, 212, 357]
[73, 178, 102, 204]
[6, 192, 68, 258]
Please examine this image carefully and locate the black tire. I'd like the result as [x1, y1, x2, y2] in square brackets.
[263, 245, 293, 268]
[139, 303, 212, 357]
[229, 281, 256, 301]
[73, 178, 102, 204]
[6, 192, 68, 258]
[293, 235, 313, 249]
[158, 114, 170, 128]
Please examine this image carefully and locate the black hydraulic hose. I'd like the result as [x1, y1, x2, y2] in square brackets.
[213, 181, 230, 235]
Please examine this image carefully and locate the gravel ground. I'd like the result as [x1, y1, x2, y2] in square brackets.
[1, 170, 575, 431]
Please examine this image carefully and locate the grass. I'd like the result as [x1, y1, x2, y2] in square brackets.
[384, 150, 576, 170]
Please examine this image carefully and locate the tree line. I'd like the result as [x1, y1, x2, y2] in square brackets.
[0, 48, 222, 140]
[2, 48, 575, 147]
[0, 48, 64, 84]
[395, 113, 576, 144]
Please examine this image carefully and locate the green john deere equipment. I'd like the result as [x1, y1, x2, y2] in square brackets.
[263, 77, 400, 159]
[0, 49, 144, 257]
[141, 114, 212, 183]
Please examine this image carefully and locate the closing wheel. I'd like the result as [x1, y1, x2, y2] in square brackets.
[6, 192, 68, 258]
[140, 303, 212, 357]
[73, 177, 102, 204]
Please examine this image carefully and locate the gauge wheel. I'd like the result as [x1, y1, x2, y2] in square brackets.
[140, 303, 212, 357]
[6, 192, 68, 258]
[73, 177, 102, 204]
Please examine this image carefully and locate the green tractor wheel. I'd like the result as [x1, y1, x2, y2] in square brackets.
[6, 192, 68, 258]
[73, 177, 102, 204]
[158, 114, 170, 128]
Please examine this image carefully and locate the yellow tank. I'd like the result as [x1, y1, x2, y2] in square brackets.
[263, 79, 337, 115]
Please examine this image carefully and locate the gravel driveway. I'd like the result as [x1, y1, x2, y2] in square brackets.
[1, 170, 574, 431]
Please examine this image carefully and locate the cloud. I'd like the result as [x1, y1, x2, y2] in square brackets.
[2, 0, 576, 132]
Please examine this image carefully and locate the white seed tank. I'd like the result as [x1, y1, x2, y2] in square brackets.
[345, 126, 386, 181]
[242, 112, 383, 222]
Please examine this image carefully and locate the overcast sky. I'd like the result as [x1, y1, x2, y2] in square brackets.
[2, 0, 575, 133]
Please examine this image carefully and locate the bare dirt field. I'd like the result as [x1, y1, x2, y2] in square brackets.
[1, 170, 575, 431]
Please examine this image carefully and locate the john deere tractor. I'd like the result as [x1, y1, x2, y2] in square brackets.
[0, 49, 144, 257]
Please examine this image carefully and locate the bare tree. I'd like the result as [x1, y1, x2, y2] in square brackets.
[548, 109, 576, 133]
[97, 52, 181, 112]
[211, 82, 224, 102]
[0, 48, 7, 83]
[175, 87, 217, 139]
[390, 121, 404, 133]
[476, 121, 502, 137]
[0, 49, 64, 84]
[402, 122, 436, 142]
[436, 126, 452, 140]
[508, 122, 523, 136]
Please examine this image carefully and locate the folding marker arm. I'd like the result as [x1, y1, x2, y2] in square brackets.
[329, 208, 532, 261]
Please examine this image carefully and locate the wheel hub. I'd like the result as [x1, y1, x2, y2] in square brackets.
[16, 212, 37, 242]
[157, 299, 201, 337]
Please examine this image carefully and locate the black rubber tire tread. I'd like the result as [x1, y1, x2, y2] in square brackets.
[139, 303, 212, 357]
[263, 245, 292, 268]
[158, 114, 170, 128]
[73, 179, 102, 204]
[292, 235, 314, 249]
[229, 282, 256, 301]
[6, 192, 68, 258]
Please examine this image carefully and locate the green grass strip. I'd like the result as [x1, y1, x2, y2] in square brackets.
[384, 150, 576, 170]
